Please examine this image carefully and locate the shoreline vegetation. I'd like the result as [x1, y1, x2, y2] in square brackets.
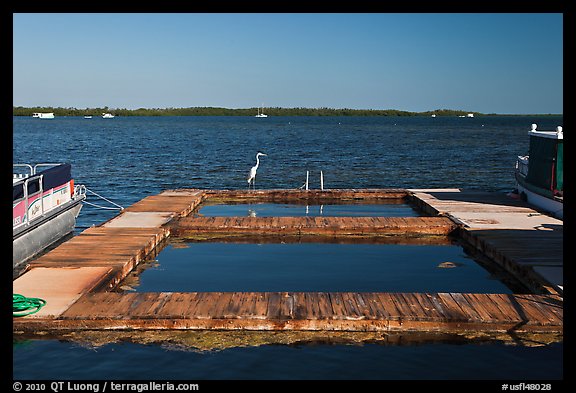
[13, 106, 561, 117]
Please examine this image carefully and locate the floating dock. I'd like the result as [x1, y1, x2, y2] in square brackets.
[13, 188, 563, 337]
[409, 188, 563, 295]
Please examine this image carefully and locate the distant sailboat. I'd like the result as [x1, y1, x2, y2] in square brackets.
[255, 104, 268, 118]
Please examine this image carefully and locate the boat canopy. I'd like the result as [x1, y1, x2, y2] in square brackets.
[13, 163, 72, 202]
[526, 131, 563, 194]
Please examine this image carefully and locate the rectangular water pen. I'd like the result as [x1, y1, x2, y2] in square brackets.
[12, 188, 562, 338]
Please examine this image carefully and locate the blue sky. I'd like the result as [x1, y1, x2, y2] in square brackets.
[13, 13, 563, 114]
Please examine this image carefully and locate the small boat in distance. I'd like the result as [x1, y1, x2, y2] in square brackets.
[13, 163, 86, 274]
[255, 104, 268, 118]
[102, 113, 115, 118]
[84, 115, 93, 119]
[514, 123, 563, 219]
[32, 112, 55, 119]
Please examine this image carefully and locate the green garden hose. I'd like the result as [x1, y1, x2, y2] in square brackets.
[13, 294, 46, 317]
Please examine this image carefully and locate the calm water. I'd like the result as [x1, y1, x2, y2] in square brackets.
[12, 115, 563, 380]
[130, 242, 513, 293]
[196, 201, 421, 217]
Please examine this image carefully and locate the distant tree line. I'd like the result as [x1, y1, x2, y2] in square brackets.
[13, 106, 492, 117]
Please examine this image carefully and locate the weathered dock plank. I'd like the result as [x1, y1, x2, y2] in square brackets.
[12, 291, 562, 333]
[122, 190, 205, 217]
[12, 267, 114, 318]
[21, 226, 170, 292]
[170, 216, 457, 238]
[435, 293, 471, 322]
[156, 292, 192, 319]
[203, 188, 410, 203]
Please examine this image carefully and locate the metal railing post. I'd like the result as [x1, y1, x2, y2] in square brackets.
[23, 178, 29, 226]
[39, 174, 44, 216]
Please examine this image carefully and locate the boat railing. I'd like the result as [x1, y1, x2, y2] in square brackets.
[33, 163, 63, 174]
[13, 164, 59, 229]
[13, 164, 34, 179]
[13, 163, 84, 231]
[13, 174, 45, 230]
[13, 163, 62, 177]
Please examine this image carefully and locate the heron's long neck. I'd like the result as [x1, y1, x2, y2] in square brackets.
[255, 155, 260, 168]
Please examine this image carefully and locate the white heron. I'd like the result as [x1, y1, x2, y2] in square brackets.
[247, 152, 267, 189]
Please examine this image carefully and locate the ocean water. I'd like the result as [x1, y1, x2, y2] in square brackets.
[12, 115, 563, 381]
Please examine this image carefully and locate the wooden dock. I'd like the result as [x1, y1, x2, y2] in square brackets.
[13, 188, 563, 337]
[409, 189, 563, 295]
[170, 216, 457, 239]
[16, 291, 562, 334]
